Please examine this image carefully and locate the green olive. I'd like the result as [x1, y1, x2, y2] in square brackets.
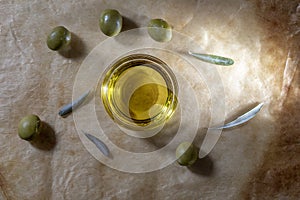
[147, 19, 172, 42]
[99, 9, 123, 37]
[47, 26, 71, 51]
[18, 114, 41, 141]
[176, 142, 198, 166]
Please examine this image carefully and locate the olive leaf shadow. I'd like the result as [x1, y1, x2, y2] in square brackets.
[30, 122, 56, 151]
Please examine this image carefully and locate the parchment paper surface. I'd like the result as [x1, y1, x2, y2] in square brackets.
[0, 0, 299, 199]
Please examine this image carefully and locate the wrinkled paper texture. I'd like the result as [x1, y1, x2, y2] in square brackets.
[0, 0, 299, 199]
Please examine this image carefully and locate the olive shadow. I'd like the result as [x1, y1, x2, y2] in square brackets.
[183, 128, 214, 176]
[114, 15, 147, 46]
[59, 32, 86, 59]
[122, 16, 139, 32]
[30, 122, 56, 151]
[188, 154, 214, 176]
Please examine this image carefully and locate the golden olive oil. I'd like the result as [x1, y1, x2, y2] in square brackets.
[101, 54, 178, 130]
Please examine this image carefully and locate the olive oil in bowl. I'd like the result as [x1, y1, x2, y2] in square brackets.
[101, 54, 178, 131]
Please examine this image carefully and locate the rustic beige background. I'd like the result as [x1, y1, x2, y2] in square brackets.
[0, 0, 299, 199]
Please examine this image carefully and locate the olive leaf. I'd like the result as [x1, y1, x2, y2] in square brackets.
[209, 103, 264, 129]
[188, 51, 234, 66]
[82, 130, 110, 157]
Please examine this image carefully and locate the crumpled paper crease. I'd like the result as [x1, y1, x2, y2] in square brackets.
[0, 0, 299, 199]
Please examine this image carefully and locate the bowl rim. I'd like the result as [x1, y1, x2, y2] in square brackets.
[100, 53, 178, 131]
